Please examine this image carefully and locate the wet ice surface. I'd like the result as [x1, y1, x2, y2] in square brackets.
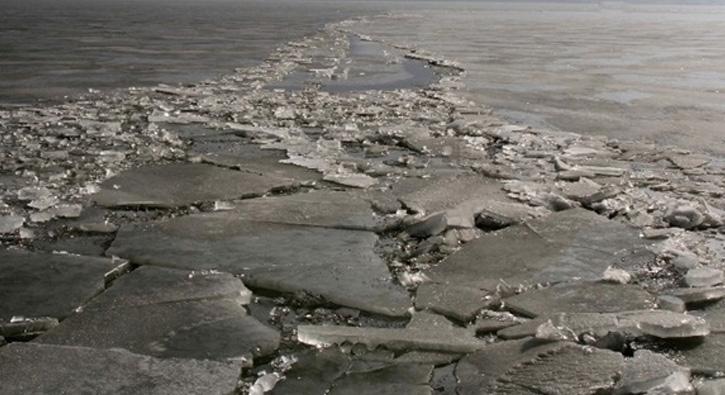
[349, 2, 725, 155]
[1, 11, 725, 395]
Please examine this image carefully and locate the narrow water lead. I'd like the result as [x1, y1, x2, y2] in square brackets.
[268, 35, 439, 92]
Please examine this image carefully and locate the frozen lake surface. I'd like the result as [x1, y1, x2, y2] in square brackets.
[352, 1, 725, 153]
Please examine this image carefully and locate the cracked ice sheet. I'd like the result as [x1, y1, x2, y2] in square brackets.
[0, 249, 124, 333]
[35, 266, 278, 362]
[190, 135, 323, 183]
[399, 174, 545, 229]
[427, 208, 657, 290]
[456, 338, 624, 395]
[0, 343, 242, 394]
[225, 190, 382, 231]
[272, 348, 434, 395]
[107, 213, 411, 317]
[93, 162, 297, 209]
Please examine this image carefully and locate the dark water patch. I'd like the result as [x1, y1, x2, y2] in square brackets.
[0, 0, 386, 105]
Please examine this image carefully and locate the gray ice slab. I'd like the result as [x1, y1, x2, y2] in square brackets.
[394, 350, 461, 365]
[272, 348, 433, 395]
[668, 154, 711, 170]
[458, 338, 625, 394]
[0, 249, 122, 324]
[399, 175, 509, 215]
[107, 214, 410, 317]
[428, 209, 656, 290]
[472, 318, 520, 335]
[84, 266, 252, 310]
[329, 363, 433, 395]
[675, 333, 725, 375]
[414, 283, 489, 322]
[698, 379, 725, 395]
[492, 343, 624, 394]
[93, 163, 297, 208]
[272, 349, 351, 395]
[33, 234, 114, 257]
[691, 299, 725, 333]
[618, 310, 710, 338]
[297, 313, 486, 353]
[0, 343, 241, 394]
[497, 310, 709, 340]
[685, 266, 724, 287]
[399, 128, 489, 161]
[400, 174, 543, 231]
[666, 286, 725, 305]
[0, 214, 23, 234]
[497, 313, 618, 340]
[503, 282, 654, 318]
[193, 138, 322, 182]
[35, 262, 275, 361]
[615, 350, 692, 395]
[455, 339, 587, 394]
[35, 298, 278, 362]
[228, 190, 380, 231]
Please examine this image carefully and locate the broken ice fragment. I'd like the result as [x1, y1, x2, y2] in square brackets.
[17, 187, 52, 202]
[666, 287, 725, 305]
[108, 214, 411, 317]
[697, 379, 725, 395]
[297, 313, 486, 353]
[535, 320, 578, 342]
[497, 310, 708, 340]
[0, 215, 24, 234]
[685, 266, 724, 288]
[665, 205, 705, 229]
[602, 266, 632, 284]
[406, 213, 449, 238]
[323, 172, 378, 188]
[428, 209, 655, 290]
[53, 204, 83, 219]
[458, 339, 624, 394]
[668, 153, 711, 170]
[273, 107, 296, 120]
[30, 211, 55, 223]
[503, 282, 654, 318]
[414, 283, 489, 321]
[614, 350, 693, 395]
[249, 373, 282, 395]
[28, 195, 59, 211]
[657, 295, 686, 313]
[93, 163, 297, 208]
[619, 309, 710, 338]
[0, 250, 124, 329]
[0, 343, 242, 393]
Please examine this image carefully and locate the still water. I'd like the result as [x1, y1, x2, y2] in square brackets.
[0, 0, 384, 104]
